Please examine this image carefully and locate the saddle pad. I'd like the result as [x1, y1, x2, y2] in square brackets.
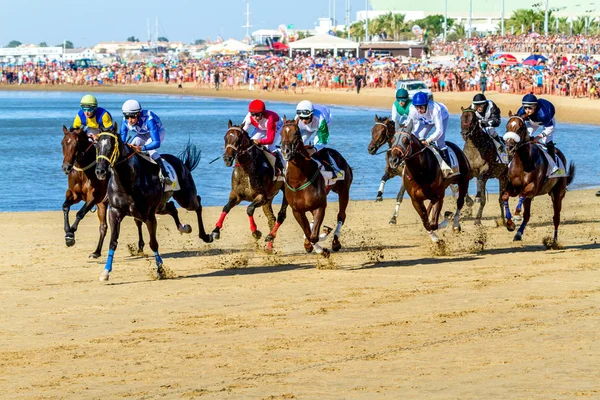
[429, 146, 459, 178]
[315, 156, 345, 186]
[535, 144, 567, 178]
[162, 160, 181, 192]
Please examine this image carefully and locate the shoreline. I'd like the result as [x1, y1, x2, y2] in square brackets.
[1, 83, 599, 125]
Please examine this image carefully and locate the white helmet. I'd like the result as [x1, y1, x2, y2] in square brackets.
[122, 99, 142, 116]
[296, 100, 314, 118]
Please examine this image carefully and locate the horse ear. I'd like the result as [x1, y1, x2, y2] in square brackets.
[283, 115, 287, 123]
[461, 106, 465, 112]
[112, 122, 118, 133]
[228, 119, 233, 128]
[63, 125, 69, 135]
[508, 110, 513, 117]
[375, 114, 378, 121]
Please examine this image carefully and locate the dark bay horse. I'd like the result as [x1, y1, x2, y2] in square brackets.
[368, 115, 406, 225]
[388, 133, 471, 243]
[61, 126, 108, 258]
[280, 118, 353, 257]
[211, 121, 288, 251]
[95, 124, 212, 281]
[502, 113, 575, 243]
[460, 107, 508, 224]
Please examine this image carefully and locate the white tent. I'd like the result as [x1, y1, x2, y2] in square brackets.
[206, 39, 253, 55]
[288, 34, 359, 56]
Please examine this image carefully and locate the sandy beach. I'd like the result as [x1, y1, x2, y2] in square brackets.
[1, 84, 599, 399]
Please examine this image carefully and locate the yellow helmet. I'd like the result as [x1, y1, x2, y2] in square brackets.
[80, 94, 98, 108]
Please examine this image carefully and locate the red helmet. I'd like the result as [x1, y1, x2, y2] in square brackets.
[248, 99, 265, 114]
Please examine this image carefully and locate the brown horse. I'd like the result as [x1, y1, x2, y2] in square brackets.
[211, 121, 288, 251]
[61, 126, 109, 258]
[502, 113, 575, 243]
[388, 133, 471, 242]
[279, 118, 353, 257]
[460, 107, 508, 224]
[368, 115, 406, 225]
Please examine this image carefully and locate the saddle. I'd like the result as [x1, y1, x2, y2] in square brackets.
[259, 149, 284, 182]
[137, 153, 181, 191]
[535, 144, 567, 178]
[312, 150, 345, 186]
[428, 146, 459, 178]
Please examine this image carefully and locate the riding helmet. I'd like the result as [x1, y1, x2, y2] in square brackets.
[472, 93, 487, 104]
[412, 91, 429, 106]
[395, 88, 409, 100]
[248, 99, 266, 113]
[296, 100, 314, 118]
[80, 94, 98, 108]
[122, 99, 142, 115]
[522, 93, 538, 106]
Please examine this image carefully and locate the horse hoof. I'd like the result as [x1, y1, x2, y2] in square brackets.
[252, 230, 262, 240]
[506, 220, 516, 232]
[474, 219, 482, 226]
[265, 241, 274, 254]
[65, 234, 75, 247]
[304, 244, 314, 253]
[332, 237, 342, 252]
[211, 231, 220, 241]
[375, 196, 383, 202]
[99, 270, 110, 281]
[453, 226, 461, 233]
[513, 212, 522, 222]
[89, 252, 100, 259]
[474, 197, 482, 204]
[322, 225, 332, 235]
[465, 197, 474, 207]
[321, 249, 331, 258]
[513, 232, 523, 241]
[265, 234, 274, 242]
[179, 224, 192, 234]
[389, 216, 397, 225]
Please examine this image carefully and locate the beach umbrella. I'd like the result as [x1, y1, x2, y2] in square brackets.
[593, 73, 600, 80]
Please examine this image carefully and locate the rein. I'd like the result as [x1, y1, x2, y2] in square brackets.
[73, 141, 97, 172]
[96, 132, 136, 167]
[285, 167, 321, 192]
[372, 121, 395, 155]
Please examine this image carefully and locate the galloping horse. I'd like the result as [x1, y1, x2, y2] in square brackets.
[388, 133, 471, 242]
[211, 120, 288, 251]
[61, 126, 108, 258]
[460, 107, 508, 224]
[502, 113, 575, 243]
[279, 118, 353, 257]
[95, 124, 212, 281]
[368, 115, 406, 225]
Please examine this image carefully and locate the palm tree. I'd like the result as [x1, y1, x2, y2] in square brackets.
[349, 21, 366, 41]
[506, 8, 545, 34]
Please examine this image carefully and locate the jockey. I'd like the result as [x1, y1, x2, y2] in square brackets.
[391, 88, 411, 131]
[72, 94, 114, 136]
[295, 100, 341, 178]
[119, 99, 172, 185]
[471, 93, 504, 152]
[516, 93, 559, 173]
[241, 99, 282, 171]
[405, 91, 451, 167]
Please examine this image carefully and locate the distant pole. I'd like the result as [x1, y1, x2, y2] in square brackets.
[544, 0, 549, 36]
[522, 23, 525, 34]
[365, 0, 369, 42]
[468, 0, 473, 38]
[555, 17, 559, 34]
[501, 0, 505, 36]
[333, 0, 336, 27]
[570, 19, 573, 36]
[444, 0, 448, 42]
[242, 0, 252, 40]
[346, 0, 351, 39]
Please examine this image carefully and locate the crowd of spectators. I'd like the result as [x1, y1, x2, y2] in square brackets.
[1, 33, 599, 100]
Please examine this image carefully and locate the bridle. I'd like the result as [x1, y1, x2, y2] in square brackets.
[96, 132, 121, 167]
[504, 115, 530, 153]
[371, 120, 394, 153]
[460, 108, 479, 138]
[281, 123, 307, 160]
[391, 132, 427, 163]
[224, 126, 256, 158]
[65, 130, 97, 172]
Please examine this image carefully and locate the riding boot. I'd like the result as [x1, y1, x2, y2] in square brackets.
[155, 158, 173, 186]
[545, 141, 559, 174]
[440, 148, 451, 167]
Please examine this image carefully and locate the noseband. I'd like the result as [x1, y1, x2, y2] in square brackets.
[96, 132, 121, 166]
[373, 121, 393, 149]
[225, 127, 255, 156]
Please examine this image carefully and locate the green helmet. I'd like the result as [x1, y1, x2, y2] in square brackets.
[80, 94, 98, 108]
[395, 88, 409, 100]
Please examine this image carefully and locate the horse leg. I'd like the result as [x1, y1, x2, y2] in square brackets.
[497, 177, 508, 226]
[265, 196, 288, 252]
[376, 171, 391, 201]
[332, 184, 350, 252]
[134, 218, 145, 255]
[502, 191, 516, 232]
[192, 196, 213, 243]
[100, 207, 125, 282]
[453, 177, 469, 233]
[144, 214, 165, 279]
[62, 194, 77, 247]
[475, 178, 487, 225]
[514, 198, 532, 241]
[292, 209, 316, 254]
[309, 207, 330, 257]
[90, 201, 108, 259]
[389, 181, 405, 225]
[411, 198, 437, 242]
[513, 196, 525, 222]
[212, 195, 241, 240]
[247, 195, 266, 240]
[550, 186, 566, 244]
[162, 201, 192, 234]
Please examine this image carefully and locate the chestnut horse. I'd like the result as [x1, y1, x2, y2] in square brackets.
[368, 115, 406, 225]
[211, 121, 288, 251]
[61, 126, 108, 258]
[279, 118, 353, 257]
[502, 113, 575, 243]
[388, 133, 471, 242]
[460, 107, 509, 224]
[95, 124, 212, 281]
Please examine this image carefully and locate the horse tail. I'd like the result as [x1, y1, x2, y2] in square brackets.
[178, 140, 202, 172]
[566, 162, 576, 187]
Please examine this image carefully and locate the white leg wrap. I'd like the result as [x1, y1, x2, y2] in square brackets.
[334, 221, 343, 238]
[428, 230, 439, 243]
[453, 209, 461, 227]
[378, 181, 385, 193]
[313, 242, 324, 254]
[393, 203, 400, 217]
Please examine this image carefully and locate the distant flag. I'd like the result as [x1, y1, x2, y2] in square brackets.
[287, 24, 294, 30]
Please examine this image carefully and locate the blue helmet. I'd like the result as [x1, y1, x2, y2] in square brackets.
[522, 93, 538, 106]
[412, 92, 429, 106]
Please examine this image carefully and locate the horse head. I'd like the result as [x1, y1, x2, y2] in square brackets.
[61, 126, 88, 174]
[460, 107, 480, 141]
[223, 119, 251, 167]
[368, 115, 395, 155]
[389, 132, 421, 169]
[280, 117, 304, 161]
[504, 111, 529, 157]
[95, 123, 121, 180]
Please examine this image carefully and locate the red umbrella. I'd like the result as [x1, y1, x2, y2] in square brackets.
[522, 59, 539, 66]
[498, 54, 518, 63]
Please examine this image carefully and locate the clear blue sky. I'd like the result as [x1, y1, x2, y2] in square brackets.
[1, 0, 367, 47]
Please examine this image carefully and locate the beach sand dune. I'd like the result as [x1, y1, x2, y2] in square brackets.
[1, 189, 599, 398]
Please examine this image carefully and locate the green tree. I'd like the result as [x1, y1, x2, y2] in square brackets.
[348, 20, 366, 41]
[505, 8, 545, 34]
[446, 24, 466, 42]
[38, 42, 48, 47]
[194, 39, 206, 45]
[127, 36, 140, 42]
[7, 40, 22, 48]
[65, 40, 74, 49]
[158, 36, 169, 42]
[413, 14, 449, 37]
